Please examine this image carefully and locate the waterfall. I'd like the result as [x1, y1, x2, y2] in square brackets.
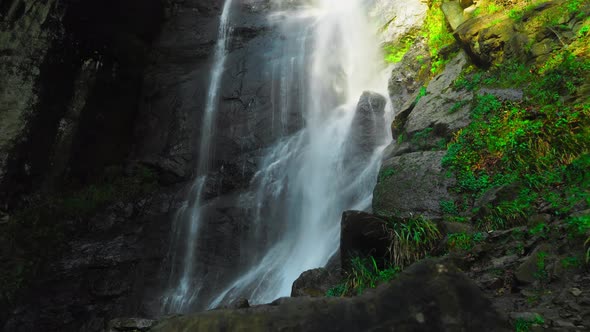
[162, 0, 234, 313]
[208, 0, 389, 308]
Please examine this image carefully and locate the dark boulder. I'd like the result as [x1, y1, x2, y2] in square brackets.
[149, 258, 512, 332]
[346, 91, 387, 162]
[291, 268, 341, 297]
[340, 211, 390, 271]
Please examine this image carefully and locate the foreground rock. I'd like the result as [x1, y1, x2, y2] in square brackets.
[149, 259, 511, 332]
[290, 268, 341, 298]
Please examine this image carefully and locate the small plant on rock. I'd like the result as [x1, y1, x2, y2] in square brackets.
[385, 216, 442, 267]
[327, 256, 401, 297]
[534, 251, 549, 282]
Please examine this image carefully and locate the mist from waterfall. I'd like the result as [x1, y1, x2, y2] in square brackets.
[208, 0, 390, 308]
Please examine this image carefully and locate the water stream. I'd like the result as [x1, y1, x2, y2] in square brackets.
[163, 0, 390, 312]
[208, 0, 390, 307]
[162, 0, 235, 313]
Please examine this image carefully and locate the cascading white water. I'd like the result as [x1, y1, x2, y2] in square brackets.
[208, 0, 390, 308]
[162, 0, 234, 313]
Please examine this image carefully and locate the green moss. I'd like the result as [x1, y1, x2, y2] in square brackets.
[411, 127, 434, 148]
[378, 167, 396, 183]
[383, 34, 416, 64]
[448, 100, 470, 114]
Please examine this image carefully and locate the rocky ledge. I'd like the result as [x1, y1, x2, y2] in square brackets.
[110, 258, 510, 332]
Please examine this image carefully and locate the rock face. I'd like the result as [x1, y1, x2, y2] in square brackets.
[345, 91, 388, 169]
[0, 0, 58, 193]
[0, 0, 223, 331]
[441, 1, 466, 30]
[0, 0, 166, 205]
[374, 151, 456, 219]
[392, 51, 472, 156]
[387, 38, 431, 112]
[368, 0, 428, 44]
[149, 258, 511, 332]
[454, 1, 589, 66]
[374, 51, 472, 220]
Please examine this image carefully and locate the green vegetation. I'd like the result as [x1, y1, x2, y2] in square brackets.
[326, 256, 401, 297]
[415, 86, 428, 103]
[534, 251, 549, 281]
[385, 216, 442, 267]
[411, 127, 433, 148]
[514, 314, 544, 332]
[528, 223, 549, 238]
[422, 0, 456, 75]
[384, 34, 415, 64]
[567, 214, 590, 236]
[448, 100, 470, 114]
[560, 256, 581, 268]
[378, 167, 396, 183]
[440, 200, 458, 215]
[443, 44, 590, 229]
[447, 232, 485, 251]
[382, 0, 456, 74]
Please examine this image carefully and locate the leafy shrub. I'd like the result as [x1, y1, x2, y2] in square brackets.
[385, 216, 442, 267]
